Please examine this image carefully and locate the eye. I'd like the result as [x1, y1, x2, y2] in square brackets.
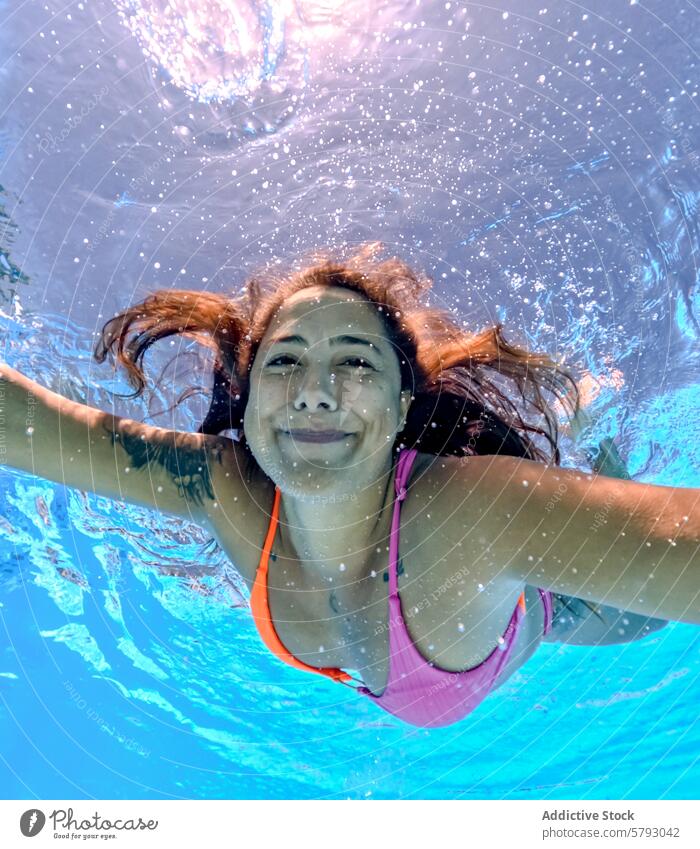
[266, 355, 299, 368]
[266, 354, 375, 370]
[341, 356, 375, 370]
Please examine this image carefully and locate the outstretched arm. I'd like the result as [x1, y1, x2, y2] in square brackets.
[463, 454, 700, 624]
[0, 362, 250, 526]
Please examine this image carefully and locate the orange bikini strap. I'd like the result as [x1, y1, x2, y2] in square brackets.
[250, 485, 353, 685]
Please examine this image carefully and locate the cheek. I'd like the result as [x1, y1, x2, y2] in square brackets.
[246, 375, 280, 416]
[242, 402, 278, 471]
[242, 386, 268, 441]
[338, 376, 363, 411]
[342, 377, 399, 419]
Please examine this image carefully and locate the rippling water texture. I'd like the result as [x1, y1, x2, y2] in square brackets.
[1, 0, 699, 799]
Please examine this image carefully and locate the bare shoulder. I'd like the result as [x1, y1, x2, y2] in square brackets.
[199, 436, 275, 587]
[403, 451, 525, 594]
[406, 450, 511, 527]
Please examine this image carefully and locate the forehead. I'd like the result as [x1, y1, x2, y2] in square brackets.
[262, 286, 388, 341]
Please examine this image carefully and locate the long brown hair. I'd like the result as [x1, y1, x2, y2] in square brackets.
[94, 242, 581, 468]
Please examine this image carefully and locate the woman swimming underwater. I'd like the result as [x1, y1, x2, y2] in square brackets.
[1, 243, 696, 728]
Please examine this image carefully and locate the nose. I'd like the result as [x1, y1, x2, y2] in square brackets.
[292, 363, 339, 412]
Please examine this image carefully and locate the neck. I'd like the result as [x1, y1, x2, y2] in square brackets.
[277, 455, 399, 588]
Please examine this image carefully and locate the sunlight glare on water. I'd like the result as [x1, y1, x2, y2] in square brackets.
[0, 0, 699, 801]
[114, 0, 371, 103]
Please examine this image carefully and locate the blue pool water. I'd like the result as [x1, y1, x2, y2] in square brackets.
[1, 0, 699, 799]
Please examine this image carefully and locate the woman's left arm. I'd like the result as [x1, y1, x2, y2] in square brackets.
[468, 455, 700, 624]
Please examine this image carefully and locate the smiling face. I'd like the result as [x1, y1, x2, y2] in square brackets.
[243, 285, 412, 497]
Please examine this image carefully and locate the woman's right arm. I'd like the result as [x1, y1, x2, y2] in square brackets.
[0, 362, 255, 529]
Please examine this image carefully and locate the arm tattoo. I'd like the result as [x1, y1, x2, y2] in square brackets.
[106, 425, 223, 507]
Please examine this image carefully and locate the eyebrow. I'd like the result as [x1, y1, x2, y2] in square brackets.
[267, 333, 382, 352]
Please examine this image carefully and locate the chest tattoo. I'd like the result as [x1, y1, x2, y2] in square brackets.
[383, 558, 404, 581]
[329, 559, 405, 612]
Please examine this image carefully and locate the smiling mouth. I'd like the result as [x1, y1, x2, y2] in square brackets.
[281, 430, 354, 443]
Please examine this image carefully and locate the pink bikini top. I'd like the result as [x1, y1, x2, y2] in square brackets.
[358, 447, 553, 728]
[250, 447, 553, 728]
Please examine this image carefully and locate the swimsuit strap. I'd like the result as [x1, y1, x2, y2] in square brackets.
[388, 448, 419, 597]
[250, 484, 357, 686]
